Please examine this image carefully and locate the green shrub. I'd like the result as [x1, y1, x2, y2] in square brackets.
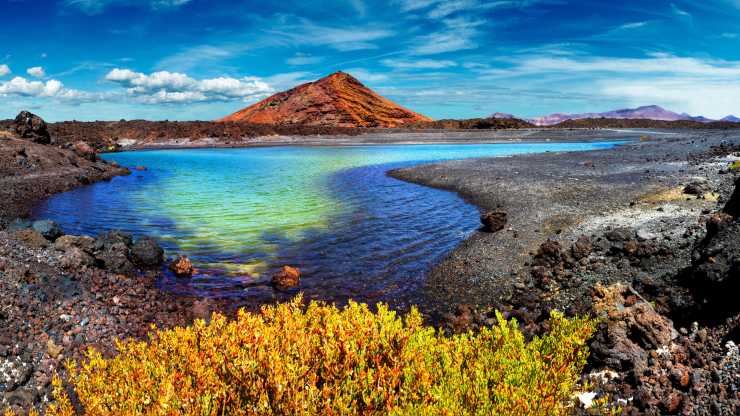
[41, 296, 595, 416]
[729, 160, 740, 171]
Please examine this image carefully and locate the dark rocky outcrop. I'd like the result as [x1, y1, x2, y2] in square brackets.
[31, 220, 62, 241]
[480, 210, 507, 233]
[589, 283, 677, 375]
[683, 180, 712, 197]
[130, 237, 164, 268]
[722, 176, 740, 218]
[685, 178, 740, 319]
[13, 111, 51, 145]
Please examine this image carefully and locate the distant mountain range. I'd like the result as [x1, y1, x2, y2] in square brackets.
[506, 105, 740, 126]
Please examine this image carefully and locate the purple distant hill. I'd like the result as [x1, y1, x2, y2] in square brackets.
[721, 115, 740, 122]
[521, 105, 717, 126]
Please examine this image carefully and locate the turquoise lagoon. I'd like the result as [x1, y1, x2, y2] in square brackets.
[34, 142, 622, 307]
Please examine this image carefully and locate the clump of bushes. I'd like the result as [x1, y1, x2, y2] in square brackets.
[40, 296, 595, 415]
[729, 160, 740, 171]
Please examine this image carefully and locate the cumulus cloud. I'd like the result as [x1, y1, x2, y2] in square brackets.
[0, 76, 62, 96]
[104, 68, 273, 103]
[0, 75, 107, 103]
[0, 64, 10, 77]
[27, 66, 45, 78]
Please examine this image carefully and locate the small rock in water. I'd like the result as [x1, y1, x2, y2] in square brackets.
[131, 237, 164, 268]
[169, 255, 195, 277]
[135, 165, 147, 171]
[480, 210, 507, 233]
[32, 220, 63, 241]
[272, 265, 301, 290]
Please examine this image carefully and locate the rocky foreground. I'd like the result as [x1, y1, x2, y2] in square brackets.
[0, 113, 229, 413]
[392, 131, 740, 414]
[2, 111, 739, 414]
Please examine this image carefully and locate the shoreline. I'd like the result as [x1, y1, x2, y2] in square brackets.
[113, 128, 651, 151]
[2, 126, 740, 413]
[389, 130, 740, 413]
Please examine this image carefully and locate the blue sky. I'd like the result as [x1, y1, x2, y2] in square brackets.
[1, 0, 739, 121]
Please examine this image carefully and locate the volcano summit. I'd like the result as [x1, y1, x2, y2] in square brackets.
[220, 72, 432, 128]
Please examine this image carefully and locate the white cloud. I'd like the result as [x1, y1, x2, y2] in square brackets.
[0, 76, 61, 97]
[64, 0, 192, 15]
[286, 53, 323, 66]
[381, 58, 458, 69]
[476, 52, 740, 118]
[155, 44, 244, 72]
[104, 68, 272, 103]
[27, 66, 46, 78]
[345, 68, 388, 83]
[410, 17, 483, 55]
[0, 64, 10, 77]
[671, 3, 692, 20]
[266, 19, 394, 52]
[617, 21, 648, 30]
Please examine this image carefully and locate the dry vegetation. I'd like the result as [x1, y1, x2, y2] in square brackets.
[12, 296, 596, 416]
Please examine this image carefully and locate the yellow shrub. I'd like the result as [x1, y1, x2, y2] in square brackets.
[42, 296, 595, 416]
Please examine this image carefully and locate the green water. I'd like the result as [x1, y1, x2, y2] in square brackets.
[35, 141, 623, 303]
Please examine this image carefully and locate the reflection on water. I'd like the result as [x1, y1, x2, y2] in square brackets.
[34, 142, 621, 308]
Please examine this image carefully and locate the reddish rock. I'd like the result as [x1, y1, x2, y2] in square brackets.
[169, 255, 195, 277]
[534, 239, 563, 268]
[12, 229, 49, 248]
[135, 166, 147, 171]
[72, 141, 96, 161]
[480, 210, 507, 232]
[571, 235, 593, 260]
[220, 72, 433, 128]
[623, 239, 639, 256]
[589, 283, 677, 374]
[445, 304, 474, 333]
[271, 265, 301, 289]
[60, 247, 95, 269]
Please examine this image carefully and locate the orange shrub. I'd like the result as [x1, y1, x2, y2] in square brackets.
[41, 296, 595, 415]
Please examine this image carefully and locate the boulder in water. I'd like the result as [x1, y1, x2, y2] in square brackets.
[272, 266, 301, 290]
[131, 237, 164, 268]
[169, 255, 195, 277]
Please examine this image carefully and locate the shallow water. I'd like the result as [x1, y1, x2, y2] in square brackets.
[34, 141, 622, 308]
